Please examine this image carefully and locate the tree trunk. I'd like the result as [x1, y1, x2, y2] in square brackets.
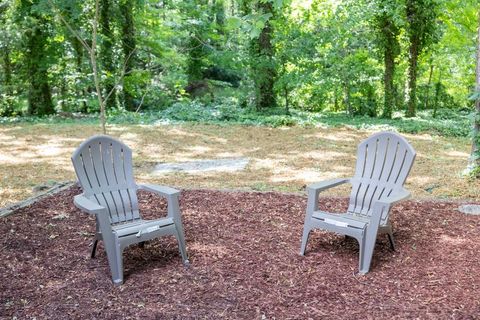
[432, 69, 442, 118]
[70, 36, 88, 112]
[468, 9, 480, 174]
[254, 0, 276, 110]
[0, 2, 11, 97]
[424, 62, 434, 110]
[404, 0, 437, 118]
[284, 86, 290, 115]
[377, 6, 399, 119]
[24, 14, 54, 116]
[186, 2, 207, 89]
[405, 40, 419, 117]
[50, 0, 106, 132]
[100, 0, 116, 110]
[214, 0, 225, 35]
[343, 79, 352, 116]
[2, 46, 12, 93]
[1, 44, 14, 115]
[393, 84, 401, 112]
[120, 1, 137, 111]
[383, 44, 395, 118]
[334, 86, 339, 111]
[60, 76, 67, 111]
[92, 0, 107, 134]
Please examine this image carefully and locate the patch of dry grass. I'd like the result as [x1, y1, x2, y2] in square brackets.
[0, 122, 478, 207]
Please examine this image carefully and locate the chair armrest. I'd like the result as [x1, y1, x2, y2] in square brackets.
[374, 188, 411, 207]
[137, 184, 180, 197]
[305, 178, 350, 214]
[74, 194, 106, 214]
[74, 194, 114, 252]
[138, 184, 182, 220]
[369, 188, 411, 228]
[307, 178, 350, 193]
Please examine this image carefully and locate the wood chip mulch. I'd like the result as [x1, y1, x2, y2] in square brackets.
[1, 187, 480, 319]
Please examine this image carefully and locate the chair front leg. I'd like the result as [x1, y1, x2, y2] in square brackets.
[112, 242, 124, 286]
[167, 194, 189, 264]
[300, 188, 320, 255]
[96, 213, 124, 285]
[359, 203, 388, 274]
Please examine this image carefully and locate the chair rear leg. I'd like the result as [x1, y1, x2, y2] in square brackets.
[387, 232, 396, 251]
[175, 226, 189, 265]
[91, 239, 99, 258]
[300, 227, 311, 256]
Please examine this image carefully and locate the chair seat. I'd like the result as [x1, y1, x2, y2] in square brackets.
[112, 217, 175, 238]
[312, 211, 369, 230]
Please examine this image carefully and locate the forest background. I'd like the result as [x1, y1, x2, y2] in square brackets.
[1, 0, 480, 206]
[0, 0, 477, 125]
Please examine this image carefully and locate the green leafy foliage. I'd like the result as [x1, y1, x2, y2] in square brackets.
[0, 105, 470, 138]
[0, 0, 476, 142]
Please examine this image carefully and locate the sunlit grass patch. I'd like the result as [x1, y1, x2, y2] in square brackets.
[0, 122, 478, 208]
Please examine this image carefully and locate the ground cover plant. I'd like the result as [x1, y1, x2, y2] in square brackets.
[1, 187, 479, 318]
[0, 107, 472, 138]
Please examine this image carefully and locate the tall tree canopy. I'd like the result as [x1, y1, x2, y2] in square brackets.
[0, 0, 476, 120]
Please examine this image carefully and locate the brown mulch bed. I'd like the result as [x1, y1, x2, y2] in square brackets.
[1, 187, 480, 319]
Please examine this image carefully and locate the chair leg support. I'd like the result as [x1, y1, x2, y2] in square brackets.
[175, 226, 189, 265]
[91, 239, 99, 259]
[387, 232, 396, 251]
[300, 227, 311, 256]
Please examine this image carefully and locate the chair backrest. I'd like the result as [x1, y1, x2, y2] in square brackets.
[348, 132, 416, 219]
[72, 135, 141, 224]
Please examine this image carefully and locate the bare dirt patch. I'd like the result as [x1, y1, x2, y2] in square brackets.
[0, 123, 477, 208]
[152, 157, 250, 174]
[1, 187, 480, 319]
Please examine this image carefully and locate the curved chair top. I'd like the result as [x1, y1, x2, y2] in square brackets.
[71, 135, 140, 224]
[72, 135, 132, 160]
[348, 131, 416, 216]
[356, 131, 416, 159]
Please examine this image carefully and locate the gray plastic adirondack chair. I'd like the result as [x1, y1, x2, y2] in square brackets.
[300, 131, 416, 274]
[71, 135, 188, 285]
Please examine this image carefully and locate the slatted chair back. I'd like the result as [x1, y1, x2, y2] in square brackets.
[347, 132, 416, 220]
[72, 135, 141, 224]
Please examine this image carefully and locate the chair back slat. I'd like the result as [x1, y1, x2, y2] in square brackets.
[348, 132, 416, 219]
[72, 135, 141, 224]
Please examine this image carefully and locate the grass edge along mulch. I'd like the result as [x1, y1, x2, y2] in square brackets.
[1, 186, 480, 319]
